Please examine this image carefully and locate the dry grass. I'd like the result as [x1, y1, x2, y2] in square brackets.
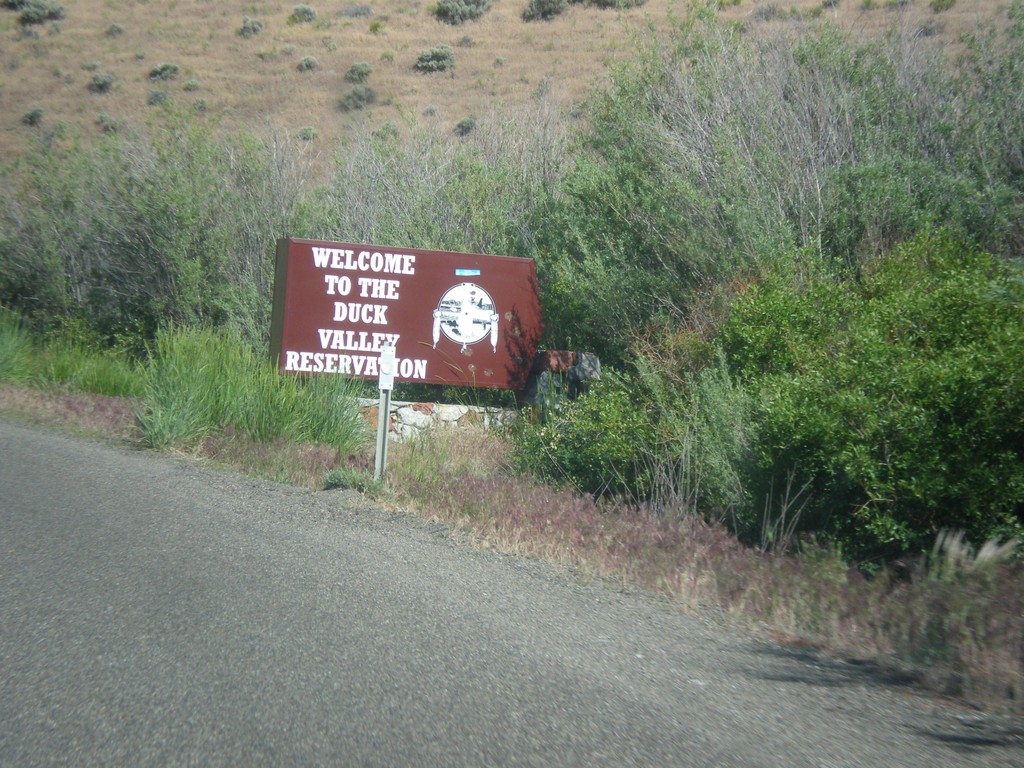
[0, 0, 1002, 168]
[0, 383, 140, 441]
[386, 427, 1024, 713]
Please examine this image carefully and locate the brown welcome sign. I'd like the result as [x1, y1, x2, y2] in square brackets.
[270, 238, 543, 390]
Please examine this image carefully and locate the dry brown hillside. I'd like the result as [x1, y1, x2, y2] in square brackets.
[0, 0, 1004, 165]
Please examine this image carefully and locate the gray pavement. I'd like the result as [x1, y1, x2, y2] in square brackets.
[0, 419, 1020, 766]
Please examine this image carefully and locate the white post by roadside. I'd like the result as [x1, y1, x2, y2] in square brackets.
[373, 341, 396, 481]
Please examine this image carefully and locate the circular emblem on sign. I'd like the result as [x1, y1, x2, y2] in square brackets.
[432, 283, 499, 352]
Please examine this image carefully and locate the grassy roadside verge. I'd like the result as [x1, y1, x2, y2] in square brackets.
[1, 312, 1020, 713]
[2, 376, 1021, 715]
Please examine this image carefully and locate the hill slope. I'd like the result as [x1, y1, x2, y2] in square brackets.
[0, 0, 1000, 166]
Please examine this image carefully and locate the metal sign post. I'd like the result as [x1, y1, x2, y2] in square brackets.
[373, 342, 396, 481]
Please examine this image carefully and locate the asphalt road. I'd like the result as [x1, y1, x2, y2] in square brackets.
[0, 419, 1020, 767]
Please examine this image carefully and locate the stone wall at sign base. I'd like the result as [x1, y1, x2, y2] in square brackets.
[358, 399, 519, 441]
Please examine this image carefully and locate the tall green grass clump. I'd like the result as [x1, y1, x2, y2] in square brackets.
[32, 338, 143, 397]
[137, 327, 366, 452]
[0, 308, 32, 383]
[0, 310, 142, 395]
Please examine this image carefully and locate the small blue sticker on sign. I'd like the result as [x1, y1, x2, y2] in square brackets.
[455, 268, 481, 276]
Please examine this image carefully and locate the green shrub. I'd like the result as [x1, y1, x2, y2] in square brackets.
[297, 126, 318, 141]
[338, 4, 371, 17]
[372, 121, 399, 141]
[434, 0, 492, 24]
[722, 233, 1024, 561]
[929, 0, 955, 11]
[453, 116, 475, 136]
[289, 4, 317, 23]
[17, 0, 64, 26]
[21, 108, 43, 126]
[0, 124, 310, 348]
[148, 62, 179, 81]
[147, 89, 167, 106]
[96, 111, 118, 132]
[238, 16, 263, 37]
[340, 85, 376, 111]
[106, 22, 123, 36]
[344, 61, 372, 83]
[88, 73, 115, 93]
[522, 0, 567, 21]
[297, 55, 318, 72]
[513, 375, 656, 499]
[414, 44, 455, 73]
[184, 79, 199, 92]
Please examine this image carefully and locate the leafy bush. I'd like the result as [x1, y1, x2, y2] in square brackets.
[453, 116, 475, 136]
[20, 107, 43, 126]
[147, 89, 167, 106]
[522, 0, 567, 21]
[0, 124, 315, 348]
[414, 44, 455, 73]
[930, 0, 955, 11]
[722, 233, 1024, 561]
[434, 0, 492, 24]
[338, 4, 371, 17]
[297, 55, 318, 72]
[344, 61, 372, 83]
[17, 0, 63, 25]
[512, 376, 656, 499]
[106, 22, 123, 36]
[148, 62, 179, 81]
[340, 85, 376, 111]
[238, 17, 263, 37]
[372, 121, 399, 141]
[289, 4, 317, 23]
[531, 4, 1024, 368]
[88, 73, 114, 93]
